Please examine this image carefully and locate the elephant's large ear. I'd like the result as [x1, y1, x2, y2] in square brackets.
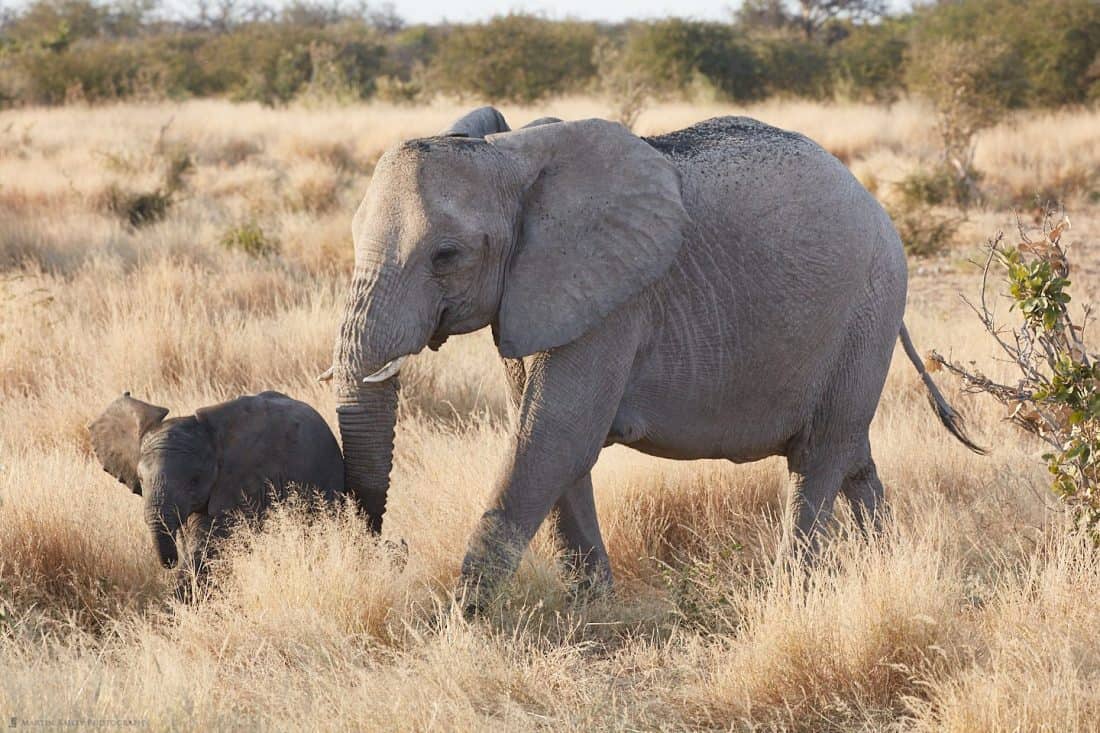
[442, 106, 510, 139]
[486, 119, 688, 358]
[88, 393, 169, 494]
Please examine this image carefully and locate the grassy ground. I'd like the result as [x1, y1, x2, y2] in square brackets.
[2, 98, 1099, 731]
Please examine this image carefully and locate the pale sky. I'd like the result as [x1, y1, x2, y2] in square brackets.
[390, 1, 738, 24]
[302, 1, 911, 24]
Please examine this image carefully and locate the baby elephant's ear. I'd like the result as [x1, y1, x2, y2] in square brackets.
[88, 393, 169, 494]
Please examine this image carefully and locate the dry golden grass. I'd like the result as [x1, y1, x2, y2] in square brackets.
[2, 98, 1099, 730]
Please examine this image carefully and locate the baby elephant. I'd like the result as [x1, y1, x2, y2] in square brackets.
[89, 390, 344, 598]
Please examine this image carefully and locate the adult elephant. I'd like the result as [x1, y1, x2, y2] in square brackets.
[325, 106, 981, 604]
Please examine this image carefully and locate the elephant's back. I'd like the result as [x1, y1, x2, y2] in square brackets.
[646, 114, 897, 244]
[645, 115, 904, 299]
[644, 116, 814, 165]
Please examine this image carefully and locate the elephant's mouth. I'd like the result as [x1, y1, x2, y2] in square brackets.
[428, 307, 450, 351]
[362, 307, 450, 381]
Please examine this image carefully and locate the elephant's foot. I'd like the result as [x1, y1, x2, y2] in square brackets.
[561, 547, 613, 601]
[172, 547, 216, 604]
[458, 509, 528, 617]
[172, 577, 192, 604]
[172, 568, 203, 604]
[772, 530, 819, 582]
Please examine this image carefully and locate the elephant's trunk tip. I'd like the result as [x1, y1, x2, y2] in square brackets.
[146, 497, 182, 569]
[156, 531, 179, 569]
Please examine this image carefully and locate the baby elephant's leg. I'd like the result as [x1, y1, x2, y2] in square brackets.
[173, 514, 223, 602]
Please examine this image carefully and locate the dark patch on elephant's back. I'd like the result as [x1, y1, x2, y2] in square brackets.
[643, 116, 810, 160]
[399, 136, 485, 157]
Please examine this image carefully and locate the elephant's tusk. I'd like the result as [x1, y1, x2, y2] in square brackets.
[317, 366, 334, 382]
[362, 356, 406, 383]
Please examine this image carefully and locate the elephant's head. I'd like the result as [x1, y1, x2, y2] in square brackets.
[328, 107, 688, 532]
[89, 394, 216, 568]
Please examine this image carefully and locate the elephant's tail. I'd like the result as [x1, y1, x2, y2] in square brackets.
[899, 322, 986, 454]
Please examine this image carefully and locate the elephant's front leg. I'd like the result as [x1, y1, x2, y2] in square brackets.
[554, 474, 612, 592]
[501, 354, 611, 589]
[459, 332, 636, 612]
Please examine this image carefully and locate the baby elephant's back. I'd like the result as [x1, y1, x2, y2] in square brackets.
[264, 391, 344, 497]
[204, 391, 345, 502]
[253, 391, 345, 499]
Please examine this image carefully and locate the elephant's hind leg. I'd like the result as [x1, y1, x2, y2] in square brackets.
[553, 474, 612, 592]
[840, 445, 886, 534]
[781, 381, 879, 563]
[783, 272, 900, 563]
[783, 431, 853, 563]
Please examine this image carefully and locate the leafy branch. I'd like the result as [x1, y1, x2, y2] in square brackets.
[929, 207, 1100, 537]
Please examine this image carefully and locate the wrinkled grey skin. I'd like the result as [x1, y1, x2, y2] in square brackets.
[89, 391, 344, 599]
[329, 106, 981, 608]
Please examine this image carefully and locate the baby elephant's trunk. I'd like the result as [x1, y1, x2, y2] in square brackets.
[144, 490, 182, 568]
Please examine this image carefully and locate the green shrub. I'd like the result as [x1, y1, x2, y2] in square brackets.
[195, 22, 384, 106]
[897, 164, 981, 209]
[909, 0, 1100, 108]
[906, 37, 1018, 208]
[9, 41, 143, 104]
[831, 18, 909, 103]
[219, 222, 279, 258]
[3, 0, 109, 46]
[1, 0, 1098, 110]
[753, 35, 833, 99]
[373, 73, 422, 104]
[887, 201, 962, 259]
[298, 38, 385, 104]
[617, 19, 764, 102]
[429, 15, 597, 103]
[379, 25, 440, 79]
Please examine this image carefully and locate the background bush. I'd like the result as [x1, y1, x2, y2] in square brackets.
[613, 20, 764, 102]
[428, 15, 597, 103]
[1, 0, 1099, 108]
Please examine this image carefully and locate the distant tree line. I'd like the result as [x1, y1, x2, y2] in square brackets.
[1, 0, 1098, 108]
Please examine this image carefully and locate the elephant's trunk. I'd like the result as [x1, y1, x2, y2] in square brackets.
[336, 380, 398, 534]
[144, 485, 182, 569]
[333, 265, 411, 534]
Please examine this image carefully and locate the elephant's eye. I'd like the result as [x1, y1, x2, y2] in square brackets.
[432, 244, 461, 270]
